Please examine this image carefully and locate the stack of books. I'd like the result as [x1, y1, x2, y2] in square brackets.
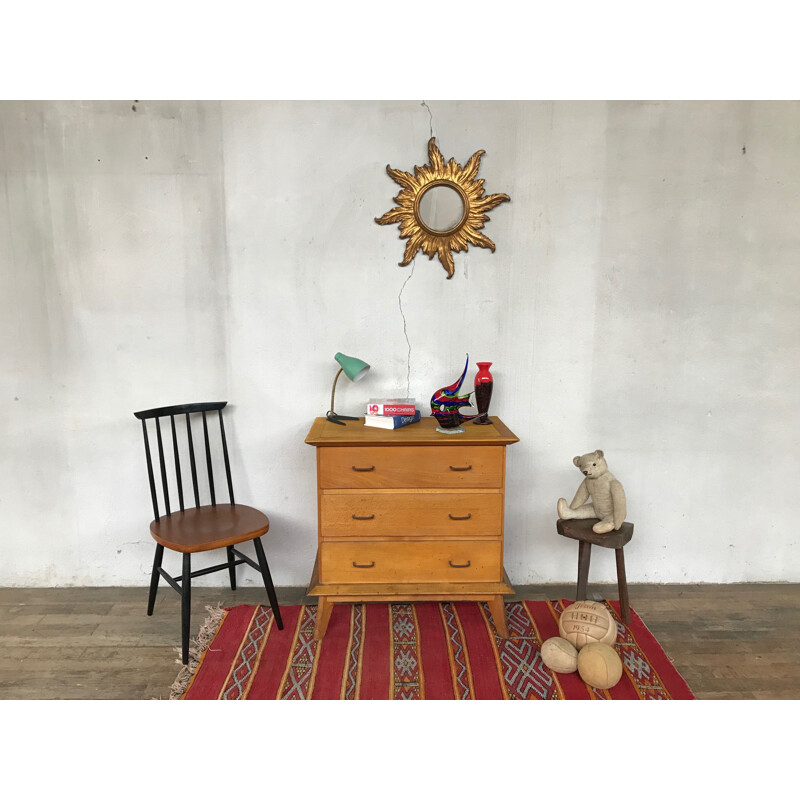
[364, 398, 421, 429]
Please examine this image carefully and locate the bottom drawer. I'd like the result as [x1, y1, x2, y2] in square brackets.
[319, 540, 502, 584]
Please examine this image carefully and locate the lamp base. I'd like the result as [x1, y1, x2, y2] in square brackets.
[326, 411, 358, 425]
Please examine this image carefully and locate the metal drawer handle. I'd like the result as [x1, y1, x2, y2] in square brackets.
[448, 560, 471, 568]
[449, 513, 472, 521]
[352, 514, 375, 520]
[449, 465, 472, 471]
[352, 465, 375, 472]
[352, 561, 375, 568]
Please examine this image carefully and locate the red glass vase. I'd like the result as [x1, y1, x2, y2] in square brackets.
[473, 362, 493, 424]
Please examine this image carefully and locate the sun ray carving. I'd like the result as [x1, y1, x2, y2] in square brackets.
[375, 138, 510, 279]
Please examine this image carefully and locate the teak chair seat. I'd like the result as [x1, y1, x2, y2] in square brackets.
[134, 401, 283, 663]
[150, 504, 269, 553]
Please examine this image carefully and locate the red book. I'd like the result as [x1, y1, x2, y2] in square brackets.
[366, 399, 416, 416]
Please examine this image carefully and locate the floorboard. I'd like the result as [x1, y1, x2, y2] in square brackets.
[0, 583, 798, 700]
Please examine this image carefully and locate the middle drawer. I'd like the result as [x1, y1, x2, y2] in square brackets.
[319, 492, 503, 538]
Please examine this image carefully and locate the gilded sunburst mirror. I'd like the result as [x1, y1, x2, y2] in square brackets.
[375, 137, 510, 279]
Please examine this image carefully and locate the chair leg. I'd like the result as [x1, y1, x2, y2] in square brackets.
[227, 545, 237, 590]
[615, 547, 631, 625]
[147, 544, 164, 616]
[576, 541, 592, 601]
[253, 537, 283, 630]
[181, 553, 191, 665]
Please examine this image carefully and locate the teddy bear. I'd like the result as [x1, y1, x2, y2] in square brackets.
[557, 450, 626, 534]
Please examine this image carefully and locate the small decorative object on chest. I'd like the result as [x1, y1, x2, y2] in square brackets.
[325, 352, 370, 425]
[430, 354, 476, 434]
[473, 361, 494, 424]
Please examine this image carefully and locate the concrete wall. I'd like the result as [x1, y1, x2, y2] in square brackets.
[2, 99, 798, 587]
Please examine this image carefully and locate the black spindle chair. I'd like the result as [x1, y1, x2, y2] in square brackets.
[133, 401, 283, 664]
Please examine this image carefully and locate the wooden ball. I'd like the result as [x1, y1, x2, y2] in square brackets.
[540, 637, 578, 673]
[577, 643, 623, 690]
[558, 601, 617, 650]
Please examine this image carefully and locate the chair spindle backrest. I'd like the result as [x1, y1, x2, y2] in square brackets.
[133, 402, 236, 521]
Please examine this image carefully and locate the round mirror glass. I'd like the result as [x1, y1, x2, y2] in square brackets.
[418, 184, 465, 233]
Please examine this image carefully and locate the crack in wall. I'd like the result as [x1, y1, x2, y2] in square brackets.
[398, 258, 416, 397]
[421, 100, 434, 140]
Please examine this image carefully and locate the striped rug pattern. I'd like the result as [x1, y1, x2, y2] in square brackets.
[172, 599, 694, 700]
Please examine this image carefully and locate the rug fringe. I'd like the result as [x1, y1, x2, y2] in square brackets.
[167, 604, 227, 700]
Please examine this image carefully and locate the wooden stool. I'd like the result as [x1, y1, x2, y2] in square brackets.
[556, 518, 634, 625]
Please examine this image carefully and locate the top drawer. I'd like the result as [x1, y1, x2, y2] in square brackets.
[318, 445, 505, 489]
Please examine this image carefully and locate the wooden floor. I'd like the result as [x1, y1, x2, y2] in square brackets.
[0, 583, 798, 699]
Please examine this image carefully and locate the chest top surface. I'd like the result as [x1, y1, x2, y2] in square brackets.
[305, 416, 519, 447]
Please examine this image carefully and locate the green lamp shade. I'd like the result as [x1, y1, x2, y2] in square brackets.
[335, 352, 370, 382]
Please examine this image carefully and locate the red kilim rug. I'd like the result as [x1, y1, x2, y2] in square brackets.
[170, 599, 694, 700]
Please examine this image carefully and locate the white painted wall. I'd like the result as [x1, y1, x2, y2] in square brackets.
[2, 100, 798, 587]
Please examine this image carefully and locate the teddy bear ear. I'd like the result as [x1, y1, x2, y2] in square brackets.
[595, 450, 604, 457]
[573, 456, 581, 467]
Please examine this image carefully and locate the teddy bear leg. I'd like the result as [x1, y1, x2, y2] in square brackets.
[592, 517, 615, 534]
[559, 500, 596, 520]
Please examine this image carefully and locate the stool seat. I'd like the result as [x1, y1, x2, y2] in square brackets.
[556, 517, 634, 624]
[557, 518, 633, 549]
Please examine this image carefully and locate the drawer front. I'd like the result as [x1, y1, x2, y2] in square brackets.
[318, 446, 504, 489]
[319, 540, 502, 584]
[320, 492, 502, 538]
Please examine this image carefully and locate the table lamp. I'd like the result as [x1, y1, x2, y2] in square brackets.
[326, 352, 370, 425]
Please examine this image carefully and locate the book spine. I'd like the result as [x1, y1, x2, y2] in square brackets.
[391, 411, 421, 428]
[366, 403, 416, 416]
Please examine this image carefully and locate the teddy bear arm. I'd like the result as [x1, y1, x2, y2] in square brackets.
[611, 480, 627, 528]
[569, 482, 590, 509]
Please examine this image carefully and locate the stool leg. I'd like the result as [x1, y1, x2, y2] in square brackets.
[615, 547, 630, 625]
[576, 541, 591, 601]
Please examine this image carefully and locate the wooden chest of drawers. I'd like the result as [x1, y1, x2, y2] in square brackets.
[305, 416, 519, 639]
